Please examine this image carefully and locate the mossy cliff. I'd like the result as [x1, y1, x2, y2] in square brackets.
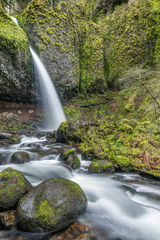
[18, 0, 106, 98]
[0, 4, 37, 102]
[18, 0, 80, 99]
[101, 0, 160, 89]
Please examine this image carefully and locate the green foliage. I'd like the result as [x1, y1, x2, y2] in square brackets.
[79, 117, 160, 173]
[63, 104, 82, 119]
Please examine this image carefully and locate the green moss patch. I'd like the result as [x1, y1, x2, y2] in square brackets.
[0, 5, 29, 54]
[101, 0, 160, 84]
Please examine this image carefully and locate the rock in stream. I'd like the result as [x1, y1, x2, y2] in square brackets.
[17, 177, 87, 233]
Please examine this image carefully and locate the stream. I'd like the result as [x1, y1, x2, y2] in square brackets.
[0, 134, 160, 240]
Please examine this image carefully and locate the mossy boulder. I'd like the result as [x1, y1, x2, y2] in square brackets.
[0, 5, 37, 102]
[59, 150, 80, 170]
[0, 168, 32, 211]
[11, 151, 30, 164]
[88, 160, 115, 174]
[56, 120, 87, 143]
[17, 177, 87, 233]
[116, 155, 133, 172]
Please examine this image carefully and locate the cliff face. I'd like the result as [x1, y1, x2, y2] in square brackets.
[101, 0, 160, 89]
[0, 0, 159, 102]
[18, 0, 80, 100]
[0, 5, 37, 103]
[18, 0, 106, 99]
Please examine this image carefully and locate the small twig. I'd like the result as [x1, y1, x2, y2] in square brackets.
[138, 74, 160, 109]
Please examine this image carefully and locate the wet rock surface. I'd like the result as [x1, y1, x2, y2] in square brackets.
[0, 8, 38, 103]
[0, 168, 32, 211]
[88, 160, 115, 174]
[11, 152, 30, 164]
[17, 178, 87, 233]
[59, 150, 80, 170]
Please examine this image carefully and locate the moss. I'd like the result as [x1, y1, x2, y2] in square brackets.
[0, 5, 29, 54]
[18, 0, 78, 60]
[38, 199, 55, 225]
[116, 155, 133, 170]
[56, 120, 87, 143]
[0, 168, 31, 210]
[18, 0, 107, 94]
[70, 155, 80, 170]
[78, 21, 106, 93]
[64, 149, 74, 156]
[101, 0, 160, 83]
[89, 160, 114, 174]
[119, 123, 134, 134]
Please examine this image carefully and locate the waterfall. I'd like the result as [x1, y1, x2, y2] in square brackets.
[11, 16, 66, 131]
[30, 47, 66, 130]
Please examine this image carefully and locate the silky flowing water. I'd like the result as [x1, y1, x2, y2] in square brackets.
[0, 135, 160, 240]
[11, 16, 66, 131]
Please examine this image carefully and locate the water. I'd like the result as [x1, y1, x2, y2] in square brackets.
[11, 16, 66, 131]
[1, 135, 160, 240]
[30, 47, 66, 131]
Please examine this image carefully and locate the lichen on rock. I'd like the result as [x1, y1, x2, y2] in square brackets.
[59, 149, 81, 170]
[0, 167, 32, 211]
[17, 177, 87, 233]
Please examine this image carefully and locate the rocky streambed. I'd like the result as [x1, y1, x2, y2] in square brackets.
[0, 131, 160, 240]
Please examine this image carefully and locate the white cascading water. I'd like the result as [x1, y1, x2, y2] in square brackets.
[11, 16, 66, 131]
[30, 47, 66, 130]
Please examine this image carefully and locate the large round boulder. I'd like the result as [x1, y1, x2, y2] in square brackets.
[0, 168, 32, 211]
[17, 178, 87, 233]
[11, 151, 30, 164]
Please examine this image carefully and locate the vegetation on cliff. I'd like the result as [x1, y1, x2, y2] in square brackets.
[101, 0, 160, 87]
[0, 4, 29, 53]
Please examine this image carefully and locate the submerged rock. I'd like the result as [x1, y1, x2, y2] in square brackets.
[59, 150, 80, 170]
[88, 160, 115, 174]
[0, 168, 32, 211]
[17, 178, 87, 233]
[11, 151, 30, 164]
